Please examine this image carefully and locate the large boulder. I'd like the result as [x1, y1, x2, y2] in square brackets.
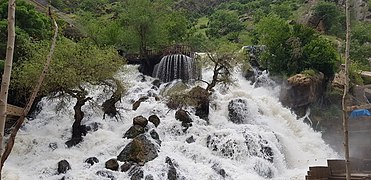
[280, 72, 325, 108]
[188, 86, 210, 121]
[117, 134, 159, 164]
[133, 116, 148, 127]
[57, 160, 71, 174]
[123, 125, 145, 139]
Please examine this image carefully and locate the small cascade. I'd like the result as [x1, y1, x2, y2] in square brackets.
[153, 54, 199, 83]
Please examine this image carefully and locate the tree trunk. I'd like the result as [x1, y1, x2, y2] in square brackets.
[102, 79, 124, 119]
[65, 89, 92, 147]
[0, 0, 16, 177]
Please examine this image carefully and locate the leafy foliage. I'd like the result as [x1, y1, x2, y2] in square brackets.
[255, 14, 338, 77]
[312, 1, 344, 36]
[0, 0, 51, 40]
[0, 0, 50, 65]
[206, 10, 245, 42]
[12, 38, 124, 97]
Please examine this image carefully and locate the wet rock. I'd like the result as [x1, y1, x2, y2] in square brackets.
[132, 96, 149, 110]
[133, 116, 148, 127]
[148, 115, 160, 127]
[186, 136, 195, 143]
[49, 142, 58, 150]
[228, 99, 249, 124]
[189, 86, 210, 122]
[166, 157, 178, 180]
[96, 170, 116, 180]
[207, 135, 240, 158]
[123, 125, 145, 139]
[150, 129, 160, 140]
[85, 157, 99, 166]
[212, 164, 226, 178]
[260, 142, 274, 163]
[152, 79, 161, 88]
[120, 162, 132, 172]
[175, 109, 192, 132]
[105, 158, 119, 171]
[145, 174, 154, 180]
[280, 72, 325, 109]
[117, 134, 159, 164]
[129, 166, 144, 180]
[57, 160, 71, 174]
[85, 122, 101, 132]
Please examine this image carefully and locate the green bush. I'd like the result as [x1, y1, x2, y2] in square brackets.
[255, 15, 338, 78]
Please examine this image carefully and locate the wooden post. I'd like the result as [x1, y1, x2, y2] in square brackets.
[0, 0, 16, 177]
[342, 0, 351, 179]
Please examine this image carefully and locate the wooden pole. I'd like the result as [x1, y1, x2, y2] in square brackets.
[342, 0, 351, 179]
[0, 1, 16, 178]
[0, 14, 58, 170]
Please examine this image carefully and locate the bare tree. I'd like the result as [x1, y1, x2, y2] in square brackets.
[0, 1, 16, 177]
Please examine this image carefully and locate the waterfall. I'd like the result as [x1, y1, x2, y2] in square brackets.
[153, 54, 199, 83]
[2, 65, 338, 180]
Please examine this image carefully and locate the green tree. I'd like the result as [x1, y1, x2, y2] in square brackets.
[303, 38, 337, 77]
[0, 0, 50, 40]
[120, 0, 183, 57]
[206, 10, 245, 41]
[313, 1, 344, 36]
[350, 23, 371, 69]
[78, 11, 125, 48]
[12, 38, 124, 147]
[271, 2, 293, 19]
[255, 15, 338, 77]
[0, 0, 50, 66]
[255, 14, 290, 72]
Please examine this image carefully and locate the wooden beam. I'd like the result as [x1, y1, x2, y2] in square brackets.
[6, 104, 24, 117]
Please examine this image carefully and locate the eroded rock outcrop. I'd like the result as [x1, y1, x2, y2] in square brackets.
[280, 72, 325, 108]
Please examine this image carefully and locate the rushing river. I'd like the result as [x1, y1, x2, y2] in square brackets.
[3, 65, 338, 180]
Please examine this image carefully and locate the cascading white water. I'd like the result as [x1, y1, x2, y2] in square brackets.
[153, 54, 198, 83]
[3, 65, 338, 180]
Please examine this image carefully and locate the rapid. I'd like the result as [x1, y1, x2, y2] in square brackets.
[3, 64, 338, 180]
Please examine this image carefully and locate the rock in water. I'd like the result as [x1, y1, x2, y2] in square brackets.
[105, 158, 119, 171]
[120, 162, 132, 172]
[189, 86, 210, 121]
[133, 116, 148, 127]
[228, 99, 249, 124]
[96, 170, 116, 180]
[85, 157, 99, 166]
[57, 160, 71, 174]
[117, 134, 159, 164]
[148, 115, 160, 127]
[123, 125, 145, 139]
[175, 109, 192, 131]
[166, 157, 178, 180]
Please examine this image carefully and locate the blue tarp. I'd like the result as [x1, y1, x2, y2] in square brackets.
[350, 109, 371, 118]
